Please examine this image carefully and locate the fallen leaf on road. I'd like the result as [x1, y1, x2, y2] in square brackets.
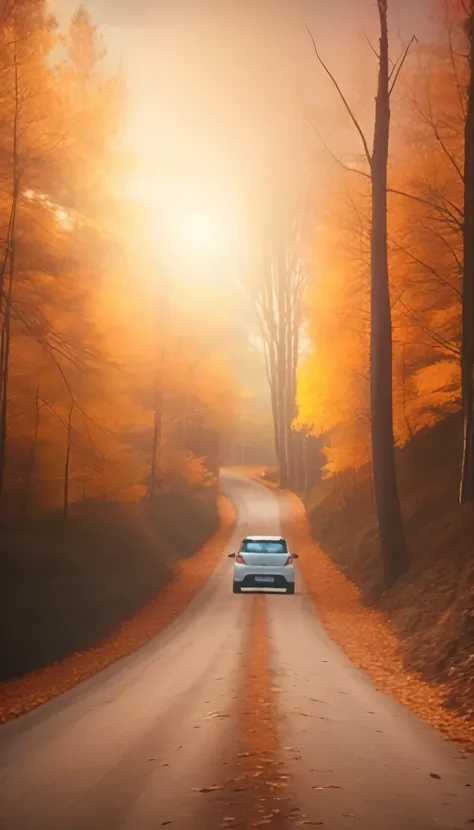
[193, 785, 222, 793]
[285, 494, 474, 749]
[429, 773, 441, 780]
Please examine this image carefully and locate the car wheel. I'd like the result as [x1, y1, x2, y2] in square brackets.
[233, 583, 242, 594]
[286, 584, 295, 595]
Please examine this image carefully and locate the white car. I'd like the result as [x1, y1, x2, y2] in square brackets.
[228, 535, 298, 594]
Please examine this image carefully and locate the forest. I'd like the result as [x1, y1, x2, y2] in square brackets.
[0, 0, 243, 677]
[0, 0, 472, 710]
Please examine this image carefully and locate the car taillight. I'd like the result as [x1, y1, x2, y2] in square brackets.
[236, 554, 246, 564]
[284, 556, 293, 566]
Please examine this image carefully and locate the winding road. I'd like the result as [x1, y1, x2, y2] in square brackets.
[0, 472, 472, 829]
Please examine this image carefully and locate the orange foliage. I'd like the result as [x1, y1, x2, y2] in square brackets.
[0, 2, 240, 518]
[298, 21, 465, 476]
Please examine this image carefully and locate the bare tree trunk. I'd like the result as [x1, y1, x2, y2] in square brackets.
[266, 340, 280, 464]
[460, 3, 474, 504]
[260, 261, 285, 483]
[400, 344, 414, 441]
[287, 290, 301, 490]
[370, 0, 409, 584]
[277, 254, 289, 488]
[149, 276, 170, 499]
[367, 456, 374, 504]
[150, 365, 164, 499]
[338, 471, 348, 509]
[23, 379, 41, 516]
[303, 434, 309, 493]
[63, 401, 74, 519]
[0, 247, 14, 499]
[251, 212, 307, 490]
[0, 199, 15, 307]
[285, 266, 295, 488]
[0, 46, 19, 501]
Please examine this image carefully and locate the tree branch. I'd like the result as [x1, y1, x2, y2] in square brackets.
[409, 94, 464, 183]
[306, 116, 372, 181]
[390, 238, 462, 299]
[305, 25, 372, 168]
[389, 35, 418, 95]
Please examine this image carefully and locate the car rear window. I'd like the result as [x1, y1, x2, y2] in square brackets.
[241, 540, 288, 553]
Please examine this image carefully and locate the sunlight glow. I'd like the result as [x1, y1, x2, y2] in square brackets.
[158, 200, 236, 283]
[129, 175, 238, 277]
[173, 206, 233, 263]
[182, 210, 223, 252]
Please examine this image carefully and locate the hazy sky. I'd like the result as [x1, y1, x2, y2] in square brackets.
[50, 0, 439, 233]
[48, 0, 439, 413]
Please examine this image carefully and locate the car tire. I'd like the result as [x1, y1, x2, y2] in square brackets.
[233, 583, 242, 594]
[286, 584, 295, 595]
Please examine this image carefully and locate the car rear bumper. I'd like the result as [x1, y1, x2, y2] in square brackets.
[233, 563, 295, 588]
[236, 573, 292, 589]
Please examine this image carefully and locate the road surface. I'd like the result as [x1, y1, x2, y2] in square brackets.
[0, 472, 472, 829]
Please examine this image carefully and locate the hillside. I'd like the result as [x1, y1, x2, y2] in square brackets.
[0, 491, 219, 682]
[306, 415, 474, 719]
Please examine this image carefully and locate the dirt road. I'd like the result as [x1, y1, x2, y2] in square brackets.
[0, 472, 472, 829]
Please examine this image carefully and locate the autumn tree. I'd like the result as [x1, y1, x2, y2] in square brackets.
[297, 172, 373, 476]
[0, 0, 60, 499]
[301, 1, 472, 515]
[306, 1, 413, 585]
[248, 172, 311, 490]
[461, 0, 474, 502]
[0, 3, 129, 516]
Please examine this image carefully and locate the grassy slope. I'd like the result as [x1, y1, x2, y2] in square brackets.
[0, 491, 219, 681]
[307, 414, 474, 719]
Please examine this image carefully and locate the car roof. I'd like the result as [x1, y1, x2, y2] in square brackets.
[243, 536, 287, 542]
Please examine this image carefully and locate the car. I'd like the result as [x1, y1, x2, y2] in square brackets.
[228, 535, 299, 594]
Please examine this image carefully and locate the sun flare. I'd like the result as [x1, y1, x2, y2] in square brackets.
[181, 210, 225, 253]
